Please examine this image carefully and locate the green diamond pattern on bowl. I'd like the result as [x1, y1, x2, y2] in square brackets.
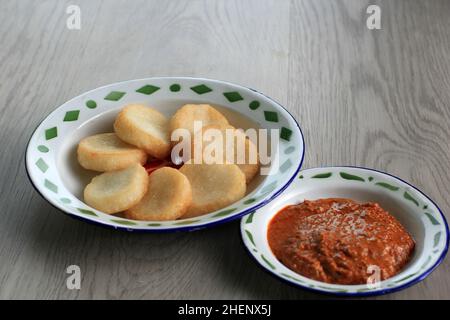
[339, 172, 365, 182]
[44, 179, 58, 193]
[45, 127, 57, 140]
[170, 84, 181, 92]
[375, 182, 399, 191]
[136, 85, 160, 95]
[404, 191, 419, 206]
[245, 211, 255, 224]
[312, 172, 332, 179]
[190, 84, 212, 94]
[264, 111, 278, 122]
[280, 127, 292, 141]
[245, 230, 256, 246]
[35, 158, 48, 173]
[421, 256, 432, 270]
[63, 110, 80, 122]
[104, 91, 126, 101]
[85, 100, 97, 109]
[223, 91, 243, 102]
[425, 212, 440, 225]
[434, 232, 441, 248]
[261, 254, 276, 270]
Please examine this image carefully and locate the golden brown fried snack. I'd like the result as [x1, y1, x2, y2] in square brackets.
[114, 104, 170, 159]
[169, 104, 229, 146]
[84, 164, 148, 214]
[77, 133, 147, 172]
[125, 167, 192, 221]
[179, 163, 246, 218]
[191, 124, 260, 183]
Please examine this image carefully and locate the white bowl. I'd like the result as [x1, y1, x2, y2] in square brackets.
[25, 77, 305, 231]
[241, 166, 449, 296]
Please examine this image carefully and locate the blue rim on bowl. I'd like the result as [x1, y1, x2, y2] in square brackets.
[240, 166, 449, 296]
[25, 77, 305, 232]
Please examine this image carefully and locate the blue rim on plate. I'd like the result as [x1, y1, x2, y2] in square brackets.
[240, 166, 449, 296]
[25, 76, 306, 232]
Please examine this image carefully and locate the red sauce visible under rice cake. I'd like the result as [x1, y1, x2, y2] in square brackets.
[267, 198, 415, 285]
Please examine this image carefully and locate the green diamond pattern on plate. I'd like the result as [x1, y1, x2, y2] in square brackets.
[243, 198, 256, 204]
[174, 219, 200, 225]
[284, 146, 295, 154]
[86, 100, 97, 109]
[37, 145, 49, 153]
[104, 91, 126, 101]
[280, 159, 292, 173]
[170, 84, 181, 92]
[63, 110, 80, 122]
[111, 219, 137, 226]
[281, 273, 304, 283]
[249, 100, 260, 110]
[280, 127, 292, 141]
[136, 85, 160, 95]
[213, 208, 236, 217]
[260, 181, 277, 194]
[44, 179, 58, 193]
[190, 84, 212, 94]
[35, 158, 48, 173]
[77, 208, 97, 216]
[45, 127, 57, 140]
[264, 111, 278, 122]
[223, 91, 243, 102]
[60, 198, 71, 204]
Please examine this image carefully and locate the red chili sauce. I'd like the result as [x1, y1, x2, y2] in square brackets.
[144, 158, 181, 175]
[267, 198, 415, 285]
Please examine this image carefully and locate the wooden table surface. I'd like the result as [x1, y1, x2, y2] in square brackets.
[1, 0, 449, 299]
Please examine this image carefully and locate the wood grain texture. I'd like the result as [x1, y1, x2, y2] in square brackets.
[0, 0, 449, 299]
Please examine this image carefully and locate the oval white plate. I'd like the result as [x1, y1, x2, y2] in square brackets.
[25, 77, 305, 231]
[241, 166, 449, 296]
